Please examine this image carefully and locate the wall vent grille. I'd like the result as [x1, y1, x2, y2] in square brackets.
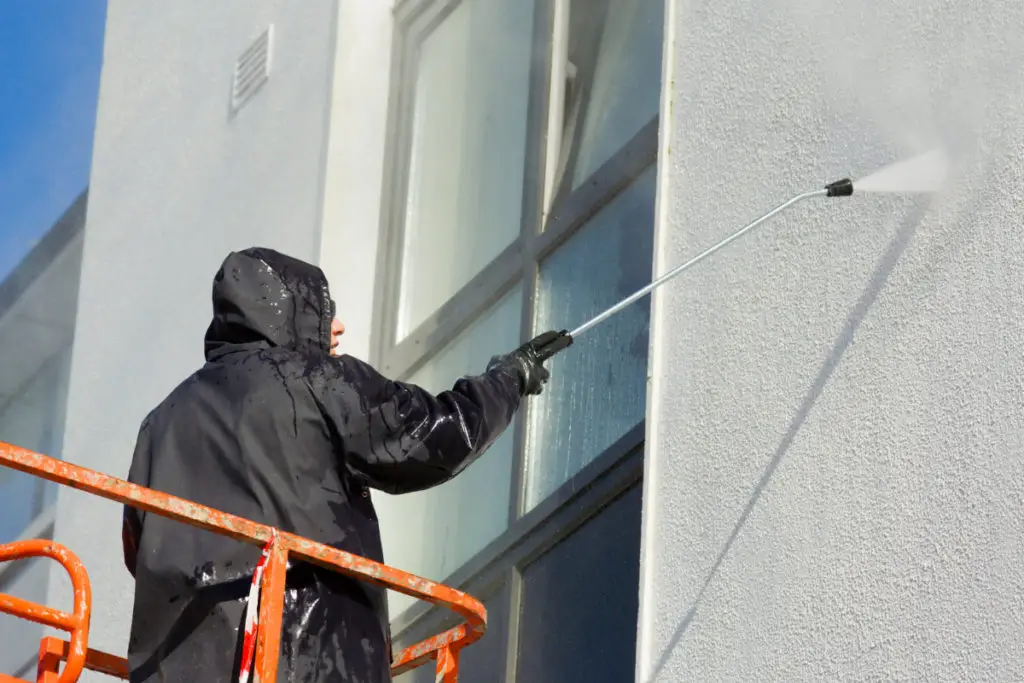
[231, 25, 273, 114]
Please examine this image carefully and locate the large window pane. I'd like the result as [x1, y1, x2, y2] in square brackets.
[378, 287, 523, 617]
[517, 485, 642, 683]
[526, 166, 655, 509]
[549, 0, 663, 202]
[397, 0, 536, 338]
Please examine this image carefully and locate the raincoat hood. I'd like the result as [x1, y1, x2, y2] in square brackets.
[204, 247, 334, 359]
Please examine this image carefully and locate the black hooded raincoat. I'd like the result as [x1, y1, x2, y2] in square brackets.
[122, 247, 524, 683]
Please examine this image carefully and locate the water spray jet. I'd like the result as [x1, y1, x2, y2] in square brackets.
[852, 148, 949, 194]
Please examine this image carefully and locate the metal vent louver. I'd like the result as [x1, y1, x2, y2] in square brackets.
[231, 26, 273, 113]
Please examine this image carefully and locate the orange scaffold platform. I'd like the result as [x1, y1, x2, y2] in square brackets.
[0, 442, 485, 683]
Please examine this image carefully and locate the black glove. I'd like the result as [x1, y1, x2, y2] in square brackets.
[488, 330, 574, 396]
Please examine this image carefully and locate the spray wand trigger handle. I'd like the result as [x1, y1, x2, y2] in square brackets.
[533, 330, 574, 362]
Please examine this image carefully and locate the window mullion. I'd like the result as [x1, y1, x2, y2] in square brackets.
[371, 21, 422, 367]
[509, 253, 537, 523]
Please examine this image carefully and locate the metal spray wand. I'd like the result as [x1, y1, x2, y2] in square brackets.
[566, 178, 855, 339]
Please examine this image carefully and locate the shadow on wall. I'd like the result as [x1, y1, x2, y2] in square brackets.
[644, 188, 986, 680]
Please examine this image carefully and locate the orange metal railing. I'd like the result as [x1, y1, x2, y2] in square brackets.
[0, 442, 486, 683]
[0, 540, 92, 683]
[35, 636, 130, 682]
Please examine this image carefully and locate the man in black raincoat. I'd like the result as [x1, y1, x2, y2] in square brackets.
[121, 247, 571, 683]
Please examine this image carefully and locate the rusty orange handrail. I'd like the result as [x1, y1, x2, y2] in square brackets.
[0, 541, 91, 683]
[36, 637, 129, 681]
[0, 442, 484, 682]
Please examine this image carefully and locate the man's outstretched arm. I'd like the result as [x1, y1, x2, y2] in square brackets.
[320, 331, 572, 494]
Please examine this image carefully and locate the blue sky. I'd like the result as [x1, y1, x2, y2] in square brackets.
[0, 2, 107, 280]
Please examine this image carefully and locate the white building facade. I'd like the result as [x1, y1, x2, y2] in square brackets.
[2, 0, 1022, 681]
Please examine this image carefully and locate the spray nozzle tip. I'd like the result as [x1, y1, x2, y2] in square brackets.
[825, 178, 854, 197]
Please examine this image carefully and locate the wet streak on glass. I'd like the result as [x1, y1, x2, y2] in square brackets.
[526, 166, 656, 509]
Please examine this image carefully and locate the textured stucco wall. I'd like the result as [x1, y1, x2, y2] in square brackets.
[48, 1, 338, 670]
[639, 0, 1024, 680]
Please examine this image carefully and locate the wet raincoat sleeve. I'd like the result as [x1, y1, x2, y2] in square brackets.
[323, 355, 524, 494]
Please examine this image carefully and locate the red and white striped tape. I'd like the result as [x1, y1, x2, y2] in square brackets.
[238, 529, 277, 683]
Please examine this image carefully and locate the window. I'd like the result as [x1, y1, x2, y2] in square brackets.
[396, 0, 536, 339]
[517, 485, 642, 682]
[548, 0, 665, 203]
[525, 166, 655, 508]
[375, 0, 664, 673]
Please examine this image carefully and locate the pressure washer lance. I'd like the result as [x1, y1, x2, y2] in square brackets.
[540, 178, 855, 355]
